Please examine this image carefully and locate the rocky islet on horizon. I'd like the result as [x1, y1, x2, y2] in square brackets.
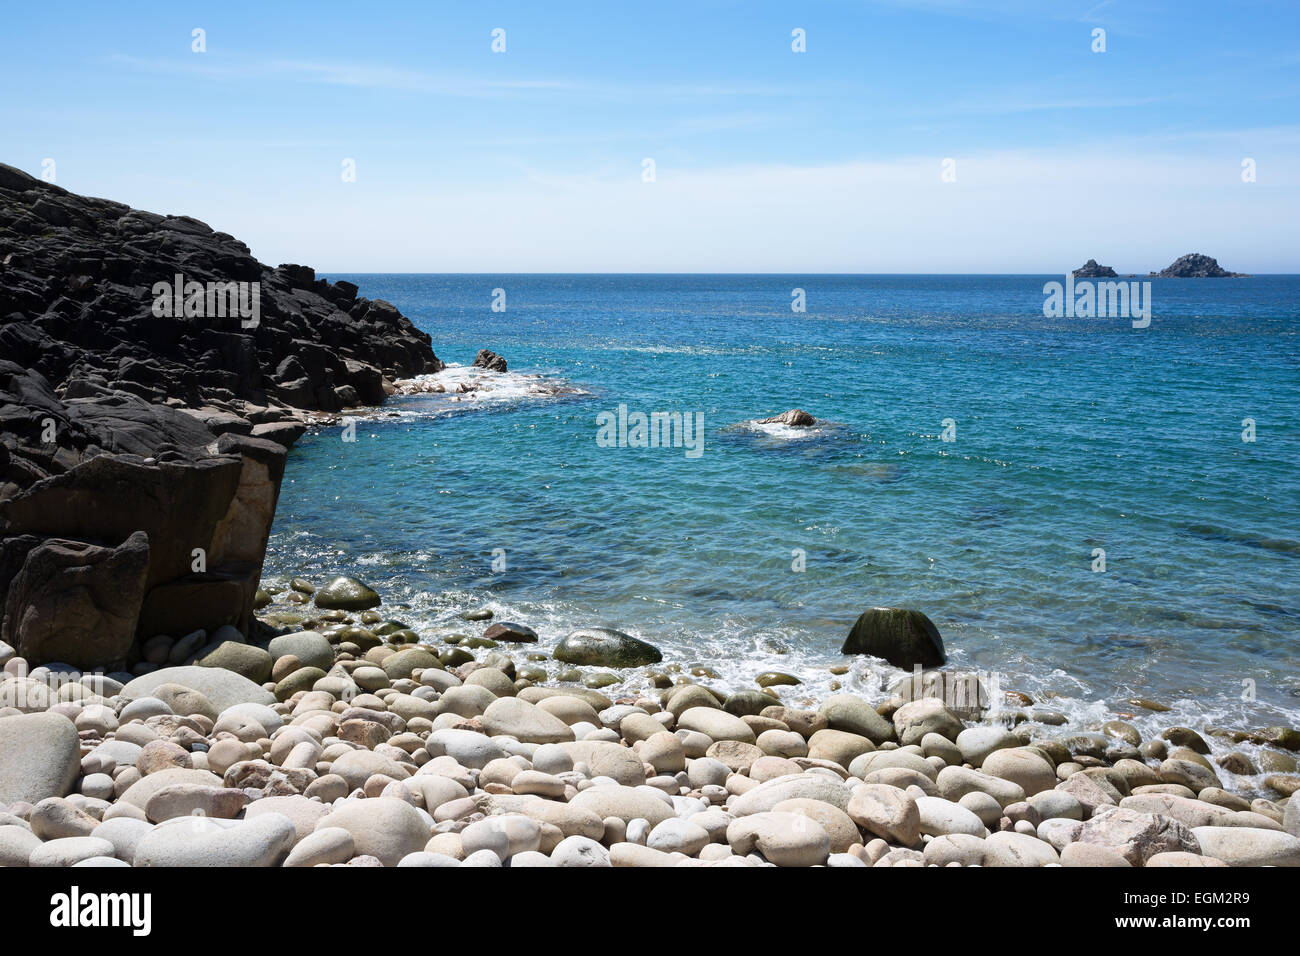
[1071, 253, 1250, 278]
[1150, 253, 1251, 278]
[1072, 259, 1119, 278]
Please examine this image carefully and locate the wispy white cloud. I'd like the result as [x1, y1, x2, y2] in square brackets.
[104, 54, 814, 101]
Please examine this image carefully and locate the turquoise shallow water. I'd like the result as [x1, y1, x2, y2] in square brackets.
[264, 274, 1300, 755]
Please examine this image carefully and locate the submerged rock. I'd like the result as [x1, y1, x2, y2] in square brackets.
[552, 627, 662, 667]
[841, 607, 946, 669]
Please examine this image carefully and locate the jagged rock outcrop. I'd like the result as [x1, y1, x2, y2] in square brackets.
[1072, 259, 1118, 278]
[1151, 254, 1249, 278]
[0, 162, 442, 413]
[0, 163, 444, 668]
[472, 349, 508, 372]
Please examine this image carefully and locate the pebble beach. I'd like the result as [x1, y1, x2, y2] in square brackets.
[2, 574, 1297, 869]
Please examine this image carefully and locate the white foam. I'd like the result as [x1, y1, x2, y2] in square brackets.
[736, 419, 841, 441]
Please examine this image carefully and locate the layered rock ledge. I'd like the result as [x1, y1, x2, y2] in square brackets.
[0, 163, 442, 669]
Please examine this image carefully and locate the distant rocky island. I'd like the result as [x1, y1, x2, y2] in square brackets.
[1071, 259, 1118, 278]
[1150, 253, 1250, 278]
[1071, 253, 1249, 278]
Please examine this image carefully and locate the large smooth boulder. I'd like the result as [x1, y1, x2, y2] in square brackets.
[318, 798, 431, 866]
[2, 531, 150, 668]
[727, 811, 830, 867]
[481, 698, 575, 744]
[570, 786, 674, 826]
[0, 712, 82, 804]
[266, 630, 333, 671]
[552, 628, 662, 667]
[819, 694, 895, 744]
[196, 641, 272, 683]
[312, 576, 381, 611]
[840, 607, 945, 668]
[134, 813, 297, 867]
[729, 773, 853, 817]
[121, 665, 275, 710]
[1191, 827, 1300, 867]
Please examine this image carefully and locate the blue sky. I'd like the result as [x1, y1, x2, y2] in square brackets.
[3, 0, 1298, 271]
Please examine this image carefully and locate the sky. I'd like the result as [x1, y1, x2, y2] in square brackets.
[3, 0, 1298, 272]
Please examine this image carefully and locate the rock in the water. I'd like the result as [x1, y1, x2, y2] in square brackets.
[1151, 253, 1249, 278]
[552, 627, 662, 667]
[482, 621, 538, 643]
[757, 409, 816, 427]
[472, 349, 508, 372]
[0, 712, 82, 804]
[1071, 258, 1118, 278]
[840, 607, 945, 668]
[313, 576, 381, 611]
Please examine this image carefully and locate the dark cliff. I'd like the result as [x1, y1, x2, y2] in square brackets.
[0, 163, 442, 669]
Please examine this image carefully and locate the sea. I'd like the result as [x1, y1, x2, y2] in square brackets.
[263, 274, 1300, 776]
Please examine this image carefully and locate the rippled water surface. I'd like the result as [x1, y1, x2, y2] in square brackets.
[265, 274, 1300, 756]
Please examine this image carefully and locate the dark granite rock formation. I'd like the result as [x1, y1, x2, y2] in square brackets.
[1072, 259, 1118, 278]
[0, 163, 443, 668]
[1151, 254, 1249, 278]
[472, 349, 508, 372]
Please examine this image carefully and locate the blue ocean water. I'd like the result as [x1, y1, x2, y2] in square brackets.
[265, 275, 1300, 749]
